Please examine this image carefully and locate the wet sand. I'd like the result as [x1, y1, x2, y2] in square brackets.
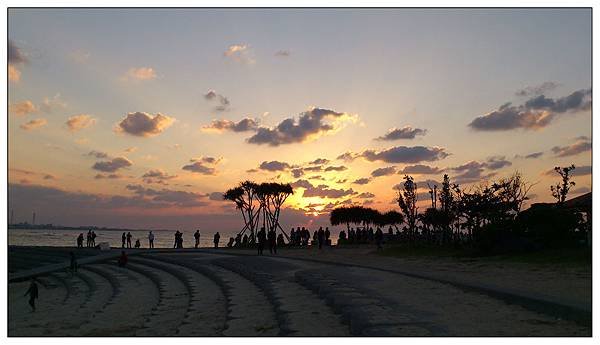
[8, 246, 591, 336]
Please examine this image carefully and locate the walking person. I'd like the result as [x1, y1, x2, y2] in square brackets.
[194, 230, 201, 248]
[24, 278, 39, 312]
[126, 232, 132, 248]
[121, 232, 126, 248]
[148, 231, 154, 249]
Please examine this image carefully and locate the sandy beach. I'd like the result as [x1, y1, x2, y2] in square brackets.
[8, 245, 591, 336]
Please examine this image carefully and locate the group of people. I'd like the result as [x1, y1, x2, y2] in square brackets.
[173, 230, 184, 248]
[76, 230, 97, 248]
[289, 226, 331, 249]
[338, 226, 385, 249]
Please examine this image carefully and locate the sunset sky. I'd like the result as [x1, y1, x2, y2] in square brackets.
[8, 9, 592, 231]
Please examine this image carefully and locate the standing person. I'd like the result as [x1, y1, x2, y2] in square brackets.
[86, 230, 92, 247]
[126, 232, 132, 248]
[173, 231, 180, 248]
[24, 278, 39, 312]
[325, 227, 331, 246]
[177, 232, 184, 249]
[213, 232, 220, 248]
[77, 233, 84, 248]
[148, 231, 155, 249]
[257, 228, 266, 255]
[121, 232, 126, 248]
[267, 228, 277, 254]
[194, 230, 201, 248]
[91, 231, 97, 247]
[317, 227, 325, 250]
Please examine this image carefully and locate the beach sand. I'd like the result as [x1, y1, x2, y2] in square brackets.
[8, 246, 591, 336]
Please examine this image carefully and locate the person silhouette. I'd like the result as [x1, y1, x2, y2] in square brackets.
[91, 231, 97, 247]
[135, 239, 141, 248]
[257, 228, 266, 255]
[77, 233, 84, 248]
[317, 227, 325, 250]
[213, 232, 220, 248]
[325, 227, 330, 246]
[24, 278, 39, 311]
[267, 228, 276, 254]
[194, 230, 201, 248]
[87, 230, 92, 247]
[126, 232, 132, 248]
[148, 231, 154, 249]
[121, 232, 126, 248]
[174, 231, 180, 248]
[227, 237, 235, 247]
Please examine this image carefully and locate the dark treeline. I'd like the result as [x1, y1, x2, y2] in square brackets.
[332, 166, 591, 255]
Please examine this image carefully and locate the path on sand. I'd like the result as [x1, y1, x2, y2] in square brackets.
[8, 248, 591, 336]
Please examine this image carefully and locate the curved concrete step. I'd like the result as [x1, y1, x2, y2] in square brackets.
[212, 257, 350, 336]
[123, 261, 188, 336]
[132, 256, 227, 336]
[77, 263, 157, 336]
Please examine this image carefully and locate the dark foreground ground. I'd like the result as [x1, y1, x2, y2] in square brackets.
[8, 246, 591, 336]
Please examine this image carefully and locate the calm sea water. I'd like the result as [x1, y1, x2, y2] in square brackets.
[8, 228, 342, 248]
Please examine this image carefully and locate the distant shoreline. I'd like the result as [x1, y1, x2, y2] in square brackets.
[8, 225, 176, 232]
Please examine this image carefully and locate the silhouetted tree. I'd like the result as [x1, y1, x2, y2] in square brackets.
[550, 165, 576, 205]
[396, 175, 418, 240]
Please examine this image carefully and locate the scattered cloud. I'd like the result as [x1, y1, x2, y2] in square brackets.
[259, 160, 291, 171]
[223, 44, 255, 64]
[543, 165, 591, 177]
[371, 166, 397, 177]
[247, 107, 357, 146]
[448, 158, 509, 184]
[204, 90, 231, 112]
[66, 114, 96, 132]
[515, 152, 544, 159]
[95, 173, 123, 180]
[40, 94, 67, 113]
[275, 50, 291, 57]
[357, 192, 375, 199]
[375, 126, 427, 141]
[324, 165, 347, 172]
[142, 169, 177, 184]
[469, 88, 591, 131]
[202, 118, 258, 132]
[398, 164, 443, 175]
[352, 177, 372, 185]
[126, 184, 209, 207]
[551, 139, 592, 157]
[181, 157, 221, 175]
[92, 157, 133, 172]
[115, 112, 175, 137]
[124, 147, 138, 153]
[515, 82, 559, 97]
[86, 150, 109, 159]
[338, 145, 449, 164]
[20, 118, 47, 131]
[292, 179, 356, 199]
[309, 158, 330, 165]
[10, 100, 37, 116]
[8, 40, 27, 83]
[122, 67, 157, 81]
